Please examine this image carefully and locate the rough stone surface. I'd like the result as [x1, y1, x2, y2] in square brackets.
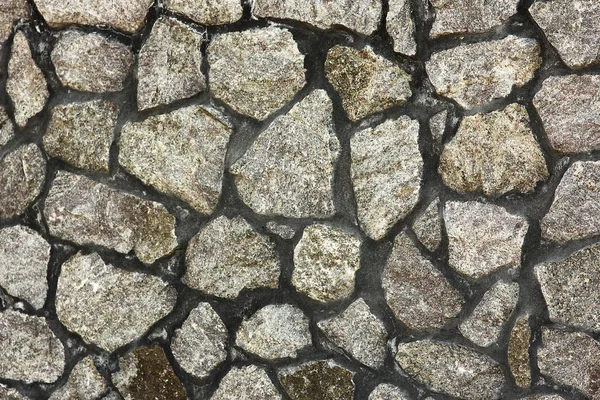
[266, 221, 296, 239]
[412, 199, 442, 251]
[164, 0, 242, 25]
[49, 356, 107, 400]
[184, 215, 280, 299]
[521, 396, 565, 400]
[0, 387, 27, 400]
[0, 108, 14, 148]
[208, 27, 305, 121]
[211, 365, 282, 400]
[430, 109, 447, 147]
[351, 116, 422, 239]
[430, 0, 518, 37]
[508, 315, 531, 388]
[0, 0, 28, 44]
[387, 0, 416, 55]
[279, 360, 355, 400]
[368, 384, 410, 400]
[231, 90, 339, 218]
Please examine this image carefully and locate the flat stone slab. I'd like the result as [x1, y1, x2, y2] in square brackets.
[430, 0, 518, 37]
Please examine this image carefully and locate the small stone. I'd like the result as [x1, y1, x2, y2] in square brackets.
[430, 109, 447, 146]
[171, 303, 228, 379]
[44, 171, 177, 264]
[0, 309, 64, 383]
[0, 0, 28, 44]
[387, 0, 416, 55]
[184, 215, 280, 299]
[368, 384, 410, 400]
[279, 360, 354, 400]
[521, 396, 565, 400]
[351, 116, 422, 240]
[325, 45, 411, 121]
[164, 0, 242, 25]
[317, 298, 387, 369]
[231, 90, 339, 218]
[266, 221, 296, 239]
[430, 0, 518, 37]
[292, 224, 361, 302]
[0, 108, 14, 148]
[44, 100, 118, 173]
[0, 387, 27, 400]
[49, 356, 107, 400]
[55, 252, 176, 351]
[445, 201, 528, 279]
[7, 31, 49, 127]
[508, 315, 531, 388]
[212, 365, 282, 400]
[412, 199, 442, 251]
[208, 27, 305, 120]
[426, 36, 541, 109]
[120, 105, 231, 213]
[51, 30, 134, 93]
[395, 340, 505, 400]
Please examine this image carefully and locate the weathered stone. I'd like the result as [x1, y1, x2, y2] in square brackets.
[266, 221, 296, 239]
[0, 0, 28, 44]
[0, 108, 14, 148]
[49, 356, 107, 400]
[51, 30, 134, 93]
[427, 36, 541, 109]
[351, 116, 422, 239]
[44, 100, 118, 173]
[212, 365, 282, 400]
[0, 387, 27, 400]
[508, 315, 531, 388]
[430, 0, 518, 37]
[279, 360, 354, 400]
[0, 309, 64, 383]
[120, 105, 231, 213]
[55, 252, 176, 351]
[445, 201, 528, 279]
[387, 0, 416, 55]
[395, 340, 505, 400]
[164, 0, 242, 25]
[208, 27, 305, 120]
[383, 232, 463, 329]
[368, 384, 410, 400]
[292, 224, 360, 302]
[521, 396, 565, 400]
[171, 303, 228, 379]
[430, 109, 447, 146]
[44, 171, 177, 264]
[412, 199, 442, 251]
[184, 215, 280, 299]
[325, 45, 411, 121]
[231, 90, 339, 218]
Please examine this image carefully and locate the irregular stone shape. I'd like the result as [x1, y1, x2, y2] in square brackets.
[445, 201, 528, 279]
[236, 304, 311, 359]
[7, 31, 49, 127]
[0, 310, 64, 383]
[430, 0, 518, 37]
[252, 0, 382, 35]
[212, 365, 282, 400]
[325, 45, 411, 121]
[51, 30, 134, 93]
[49, 356, 107, 400]
[459, 281, 519, 347]
[369, 384, 410, 400]
[0, 144, 46, 219]
[0, 108, 14, 148]
[44, 171, 177, 264]
[317, 298, 387, 369]
[171, 302, 228, 379]
[266, 221, 296, 239]
[395, 341, 505, 400]
[184, 215, 280, 299]
[383, 232, 463, 329]
[537, 328, 600, 399]
[412, 199, 442, 251]
[508, 315, 531, 388]
[430, 109, 447, 146]
[55, 252, 176, 351]
[292, 224, 360, 302]
[533, 74, 600, 153]
[279, 360, 354, 400]
[426, 36, 541, 109]
[387, 0, 416, 55]
[521, 396, 565, 400]
[231, 90, 339, 218]
[440, 104, 548, 196]
[0, 0, 28, 44]
[351, 116, 422, 239]
[0, 387, 27, 400]
[0, 225, 50, 308]
[164, 0, 242, 25]
[44, 100, 118, 173]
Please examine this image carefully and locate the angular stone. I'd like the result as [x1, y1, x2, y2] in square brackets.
[387, 0, 416, 55]
[383, 232, 463, 329]
[369, 384, 410, 400]
[427, 36, 541, 109]
[212, 365, 282, 400]
[325, 45, 411, 121]
[0, 387, 27, 400]
[44, 171, 177, 264]
[55, 252, 176, 351]
[231, 90, 339, 218]
[445, 201, 528, 279]
[292, 224, 361, 302]
[508, 315, 531, 388]
[351, 116, 422, 240]
[164, 0, 242, 25]
[209, 27, 305, 120]
[412, 199, 442, 251]
[184, 216, 280, 299]
[49, 356, 107, 400]
[430, 0, 518, 37]
[51, 30, 134, 93]
[0, 108, 14, 148]
[171, 303, 227, 379]
[0, 310, 64, 383]
[120, 105, 231, 213]
[279, 360, 354, 400]
[395, 341, 505, 400]
[0, 0, 28, 44]
[430, 109, 447, 146]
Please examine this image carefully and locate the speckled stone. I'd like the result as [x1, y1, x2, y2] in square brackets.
[430, 109, 447, 147]
[387, 0, 416, 55]
[412, 199, 442, 251]
[0, 387, 27, 400]
[266, 221, 296, 239]
[368, 384, 410, 400]
[508, 315, 531, 388]
[164, 0, 242, 25]
[0, 0, 28, 44]
[231, 90, 339, 218]
[208, 27, 305, 121]
[184, 215, 280, 299]
[0, 108, 14, 148]
[521, 396, 565, 400]
[430, 0, 518, 37]
[279, 360, 355, 400]
[351, 116, 422, 240]
[212, 365, 282, 400]
[49, 356, 107, 400]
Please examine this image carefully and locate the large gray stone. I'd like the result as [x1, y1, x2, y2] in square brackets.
[0, 108, 14, 148]
[387, 0, 416, 55]
[508, 315, 531, 388]
[212, 365, 282, 400]
[49, 356, 107, 400]
[0, 0, 28, 44]
[164, 0, 242, 25]
[430, 0, 518, 37]
[279, 360, 355, 400]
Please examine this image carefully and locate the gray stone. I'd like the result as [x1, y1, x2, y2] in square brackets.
[231, 90, 339, 218]
[387, 0, 416, 55]
[212, 365, 282, 400]
[164, 0, 242, 25]
[508, 315, 531, 388]
[44, 100, 118, 173]
[171, 302, 228, 379]
[0, 309, 64, 383]
[430, 0, 518, 37]
[0, 387, 27, 400]
[0, 0, 28, 44]
[0, 108, 14, 148]
[445, 201, 528, 279]
[412, 199, 442, 251]
[368, 384, 410, 400]
[49, 356, 107, 400]
[266, 221, 296, 239]
[279, 360, 354, 400]
[430, 109, 447, 146]
[426, 36, 541, 109]
[208, 27, 305, 120]
[521, 396, 565, 400]
[44, 171, 177, 264]
[51, 30, 134, 93]
[184, 215, 280, 299]
[351, 116, 422, 240]
[56, 252, 176, 352]
[325, 45, 411, 121]
[120, 105, 231, 213]
[292, 224, 361, 302]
